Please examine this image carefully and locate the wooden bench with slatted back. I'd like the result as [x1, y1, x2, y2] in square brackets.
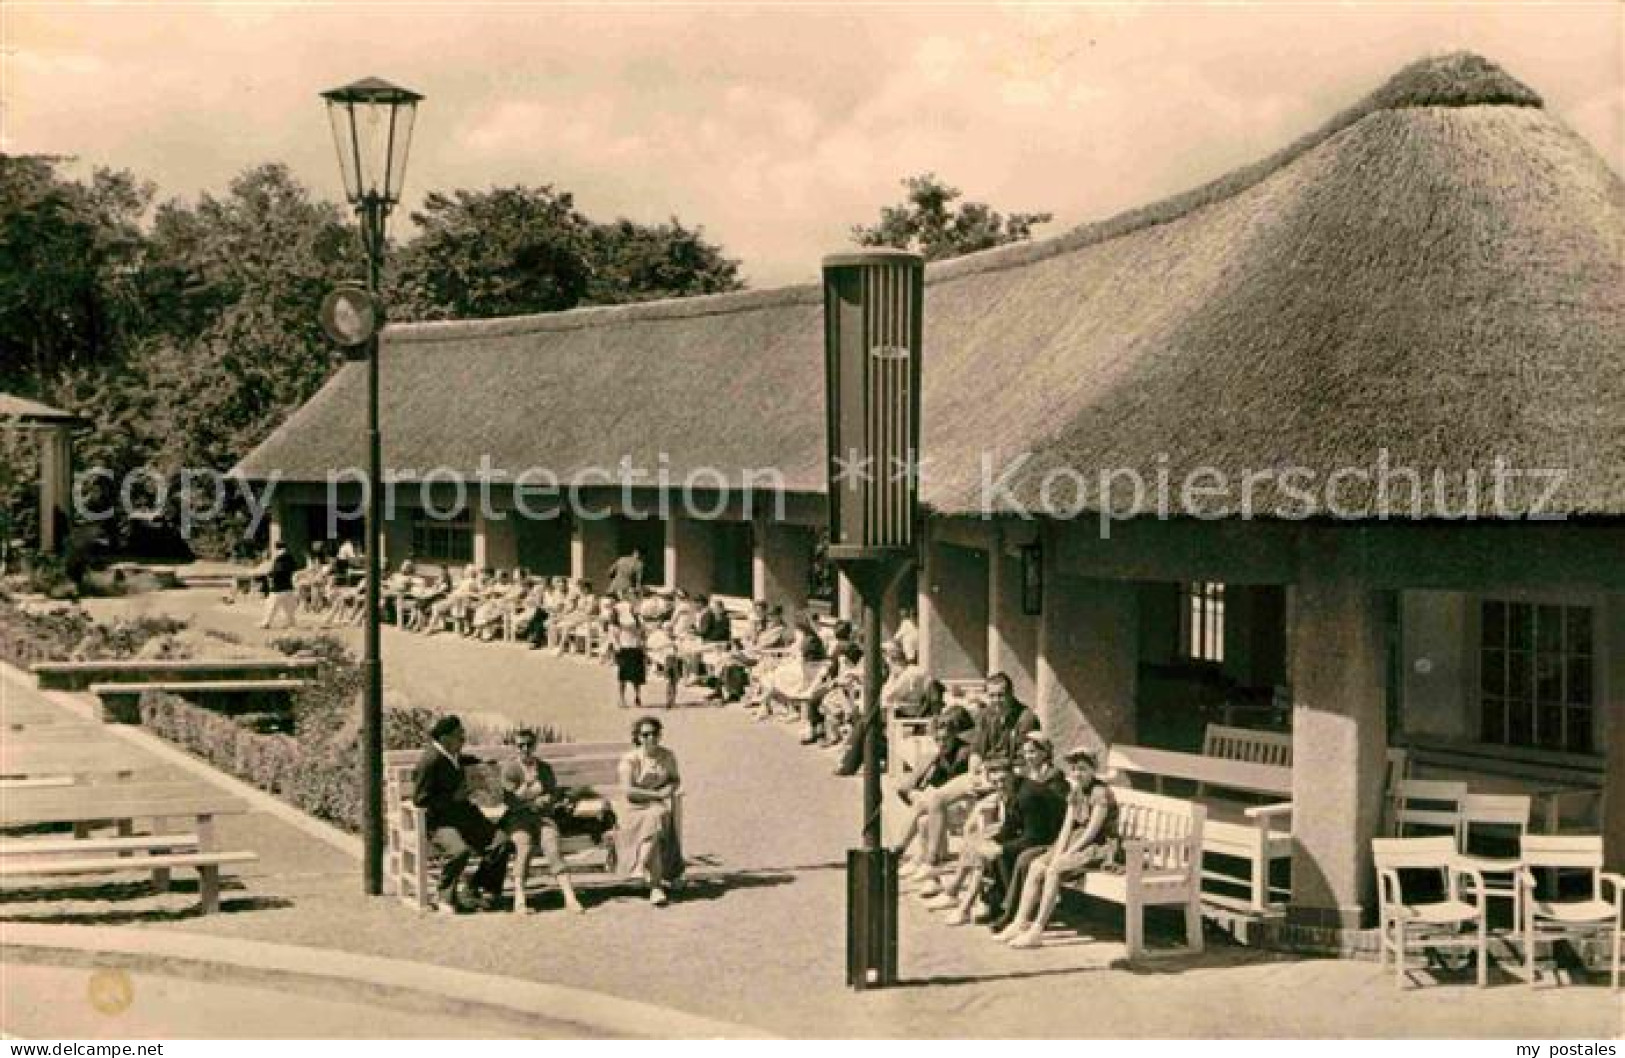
[384, 741, 633, 911]
[1067, 788, 1206, 961]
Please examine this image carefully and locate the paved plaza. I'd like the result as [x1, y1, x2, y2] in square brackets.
[0, 587, 1618, 1038]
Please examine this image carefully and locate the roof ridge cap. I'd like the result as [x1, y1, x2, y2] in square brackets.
[386, 52, 1546, 343]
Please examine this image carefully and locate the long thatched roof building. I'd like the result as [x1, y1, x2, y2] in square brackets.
[241, 53, 1625, 941]
[238, 52, 1624, 520]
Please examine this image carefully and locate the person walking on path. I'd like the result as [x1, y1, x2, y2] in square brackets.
[612, 607, 648, 709]
[258, 542, 299, 630]
[606, 548, 644, 597]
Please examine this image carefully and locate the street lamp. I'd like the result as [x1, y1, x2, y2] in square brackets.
[321, 75, 422, 896]
[822, 249, 924, 989]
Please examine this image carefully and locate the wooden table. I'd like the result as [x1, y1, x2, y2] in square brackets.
[0, 781, 248, 849]
[0, 741, 163, 780]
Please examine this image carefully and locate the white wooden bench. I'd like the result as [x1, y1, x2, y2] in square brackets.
[1067, 788, 1206, 960]
[1110, 732, 1412, 915]
[1201, 724, 1291, 768]
[31, 657, 323, 692]
[384, 741, 673, 911]
[885, 677, 986, 777]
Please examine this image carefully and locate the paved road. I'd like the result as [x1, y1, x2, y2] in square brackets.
[0, 963, 571, 1040]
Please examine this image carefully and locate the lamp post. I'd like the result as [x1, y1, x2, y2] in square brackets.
[822, 249, 924, 990]
[321, 76, 422, 896]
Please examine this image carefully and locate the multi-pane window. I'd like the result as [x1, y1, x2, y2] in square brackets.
[1179, 582, 1225, 664]
[1479, 601, 1595, 753]
[410, 512, 473, 564]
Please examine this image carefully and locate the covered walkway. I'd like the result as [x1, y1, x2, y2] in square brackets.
[1, 587, 1615, 1036]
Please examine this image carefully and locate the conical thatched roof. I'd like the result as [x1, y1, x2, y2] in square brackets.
[236, 54, 1625, 519]
[0, 393, 90, 428]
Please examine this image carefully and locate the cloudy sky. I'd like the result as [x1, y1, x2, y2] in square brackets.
[6, 3, 1620, 287]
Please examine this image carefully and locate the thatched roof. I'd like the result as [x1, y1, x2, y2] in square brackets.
[236, 53, 1625, 519]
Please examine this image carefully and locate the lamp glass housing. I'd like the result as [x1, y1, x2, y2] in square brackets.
[321, 76, 422, 207]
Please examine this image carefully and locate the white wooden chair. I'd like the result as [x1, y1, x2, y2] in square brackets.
[1457, 793, 1530, 933]
[1373, 835, 1490, 988]
[1389, 778, 1468, 842]
[1519, 835, 1622, 992]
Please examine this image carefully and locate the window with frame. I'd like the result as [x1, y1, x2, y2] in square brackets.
[410, 512, 473, 564]
[1179, 582, 1225, 664]
[1479, 600, 1595, 753]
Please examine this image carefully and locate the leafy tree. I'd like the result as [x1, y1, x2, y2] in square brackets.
[393, 186, 744, 320]
[18, 164, 361, 555]
[393, 185, 595, 321]
[130, 163, 362, 475]
[852, 173, 1052, 262]
[0, 155, 153, 392]
[2, 162, 751, 557]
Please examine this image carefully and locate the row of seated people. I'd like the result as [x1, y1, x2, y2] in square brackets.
[889, 674, 1121, 952]
[291, 541, 365, 627]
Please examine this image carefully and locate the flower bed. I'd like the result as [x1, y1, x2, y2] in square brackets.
[0, 596, 190, 669]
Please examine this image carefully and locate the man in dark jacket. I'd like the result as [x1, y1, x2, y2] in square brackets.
[413, 714, 512, 913]
[937, 753, 1065, 925]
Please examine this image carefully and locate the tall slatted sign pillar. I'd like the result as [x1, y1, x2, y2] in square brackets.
[824, 249, 923, 991]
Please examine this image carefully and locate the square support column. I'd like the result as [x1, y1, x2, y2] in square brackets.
[38, 428, 71, 554]
[989, 526, 1040, 704]
[753, 519, 816, 614]
[838, 572, 859, 622]
[919, 538, 988, 680]
[381, 511, 412, 571]
[571, 517, 619, 590]
[1286, 530, 1391, 934]
[1036, 554, 1139, 755]
[270, 497, 311, 560]
[668, 515, 719, 596]
[663, 517, 679, 590]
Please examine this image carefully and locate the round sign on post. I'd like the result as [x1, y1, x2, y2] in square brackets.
[320, 285, 381, 355]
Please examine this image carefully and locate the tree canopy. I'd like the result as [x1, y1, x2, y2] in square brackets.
[0, 156, 152, 391]
[852, 173, 1052, 262]
[0, 157, 746, 556]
